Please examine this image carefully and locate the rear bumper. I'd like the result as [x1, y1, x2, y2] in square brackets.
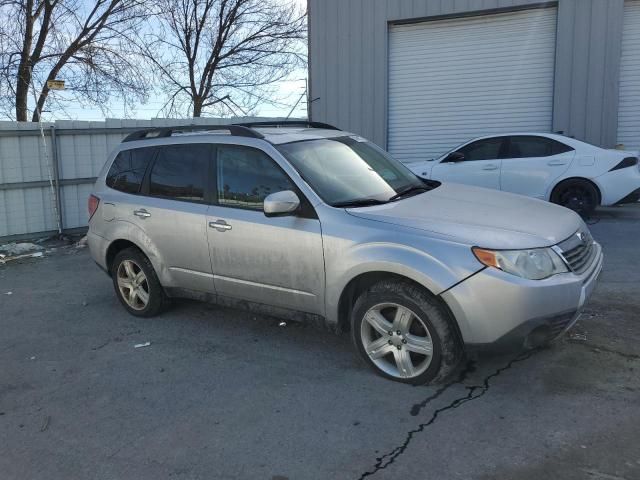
[614, 187, 640, 205]
[441, 243, 603, 350]
[595, 168, 640, 205]
[88, 230, 109, 273]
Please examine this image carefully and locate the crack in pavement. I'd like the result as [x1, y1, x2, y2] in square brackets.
[92, 339, 111, 351]
[409, 360, 476, 417]
[357, 348, 542, 480]
[568, 341, 640, 360]
[581, 468, 631, 480]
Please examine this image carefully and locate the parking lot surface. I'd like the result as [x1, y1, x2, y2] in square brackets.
[1, 205, 639, 480]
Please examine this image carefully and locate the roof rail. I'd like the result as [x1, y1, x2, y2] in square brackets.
[234, 120, 341, 131]
[122, 124, 264, 142]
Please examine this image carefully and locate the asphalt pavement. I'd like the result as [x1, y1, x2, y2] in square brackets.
[1, 205, 639, 480]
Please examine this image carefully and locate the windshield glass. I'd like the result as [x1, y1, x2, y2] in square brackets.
[276, 136, 428, 207]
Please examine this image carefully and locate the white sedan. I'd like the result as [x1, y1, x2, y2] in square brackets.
[408, 133, 640, 215]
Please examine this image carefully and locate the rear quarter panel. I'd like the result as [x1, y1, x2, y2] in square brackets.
[545, 151, 625, 201]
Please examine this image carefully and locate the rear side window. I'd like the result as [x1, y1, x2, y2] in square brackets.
[507, 136, 574, 158]
[217, 145, 294, 210]
[551, 140, 574, 155]
[149, 144, 210, 202]
[457, 138, 504, 161]
[106, 148, 154, 194]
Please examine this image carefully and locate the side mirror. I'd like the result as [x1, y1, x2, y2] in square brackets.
[264, 190, 300, 217]
[443, 152, 465, 163]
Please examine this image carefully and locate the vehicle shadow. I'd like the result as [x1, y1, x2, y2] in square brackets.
[586, 203, 640, 223]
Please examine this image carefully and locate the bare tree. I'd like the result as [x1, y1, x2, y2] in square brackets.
[0, 0, 150, 121]
[145, 0, 306, 118]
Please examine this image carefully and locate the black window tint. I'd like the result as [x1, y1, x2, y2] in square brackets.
[552, 140, 574, 155]
[507, 136, 572, 158]
[106, 148, 153, 194]
[217, 146, 294, 210]
[149, 144, 209, 202]
[458, 138, 503, 161]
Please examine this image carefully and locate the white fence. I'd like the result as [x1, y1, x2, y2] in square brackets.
[0, 117, 288, 239]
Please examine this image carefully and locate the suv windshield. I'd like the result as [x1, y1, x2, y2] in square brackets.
[277, 136, 431, 207]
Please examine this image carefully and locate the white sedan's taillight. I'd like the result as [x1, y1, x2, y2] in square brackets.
[609, 157, 638, 172]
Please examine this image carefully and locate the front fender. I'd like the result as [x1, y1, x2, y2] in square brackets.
[325, 240, 482, 327]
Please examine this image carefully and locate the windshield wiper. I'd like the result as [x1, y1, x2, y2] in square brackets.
[387, 185, 429, 202]
[333, 198, 389, 208]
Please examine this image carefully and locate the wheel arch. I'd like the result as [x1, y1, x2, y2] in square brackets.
[100, 220, 170, 284]
[336, 271, 464, 346]
[106, 239, 144, 275]
[548, 176, 602, 205]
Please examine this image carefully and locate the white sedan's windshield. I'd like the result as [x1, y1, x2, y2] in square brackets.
[277, 137, 429, 207]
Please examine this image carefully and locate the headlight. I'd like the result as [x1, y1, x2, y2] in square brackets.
[472, 247, 568, 280]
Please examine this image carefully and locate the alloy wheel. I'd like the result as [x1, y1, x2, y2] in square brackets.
[360, 303, 434, 379]
[116, 260, 150, 311]
[559, 186, 595, 213]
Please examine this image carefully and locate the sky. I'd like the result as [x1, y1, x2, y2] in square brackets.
[44, 0, 309, 122]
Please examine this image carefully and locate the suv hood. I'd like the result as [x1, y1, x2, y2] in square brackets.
[347, 183, 583, 249]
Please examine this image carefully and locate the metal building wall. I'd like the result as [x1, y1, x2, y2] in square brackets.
[0, 117, 285, 240]
[309, 0, 626, 149]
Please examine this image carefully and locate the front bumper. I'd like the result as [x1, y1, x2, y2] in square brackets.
[441, 242, 603, 350]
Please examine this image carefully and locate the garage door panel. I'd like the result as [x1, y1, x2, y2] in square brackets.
[389, 75, 555, 90]
[618, 1, 640, 151]
[388, 93, 554, 109]
[388, 8, 557, 163]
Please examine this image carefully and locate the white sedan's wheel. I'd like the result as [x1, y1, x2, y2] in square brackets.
[551, 179, 599, 215]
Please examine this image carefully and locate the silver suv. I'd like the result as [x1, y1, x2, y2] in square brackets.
[88, 122, 603, 384]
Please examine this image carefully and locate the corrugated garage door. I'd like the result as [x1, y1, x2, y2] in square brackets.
[618, 1, 640, 151]
[388, 8, 557, 163]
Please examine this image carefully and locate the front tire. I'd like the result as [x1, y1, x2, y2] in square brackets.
[551, 179, 599, 216]
[110, 247, 168, 317]
[350, 280, 463, 385]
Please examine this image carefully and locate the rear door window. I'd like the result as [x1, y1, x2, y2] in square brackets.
[106, 148, 155, 194]
[506, 136, 574, 158]
[148, 144, 210, 202]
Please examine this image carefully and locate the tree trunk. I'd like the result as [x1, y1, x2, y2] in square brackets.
[32, 84, 50, 122]
[14, 0, 35, 121]
[15, 71, 30, 121]
[193, 99, 203, 117]
[31, 58, 68, 122]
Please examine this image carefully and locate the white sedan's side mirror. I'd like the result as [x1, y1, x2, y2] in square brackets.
[263, 190, 300, 217]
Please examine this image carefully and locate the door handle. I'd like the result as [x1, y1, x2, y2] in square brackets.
[133, 209, 151, 218]
[482, 164, 499, 171]
[547, 160, 568, 166]
[209, 220, 232, 232]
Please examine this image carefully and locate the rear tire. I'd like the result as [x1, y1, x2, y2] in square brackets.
[110, 247, 169, 317]
[551, 179, 599, 216]
[350, 279, 463, 385]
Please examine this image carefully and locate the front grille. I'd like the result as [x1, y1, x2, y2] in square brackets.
[557, 229, 596, 274]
